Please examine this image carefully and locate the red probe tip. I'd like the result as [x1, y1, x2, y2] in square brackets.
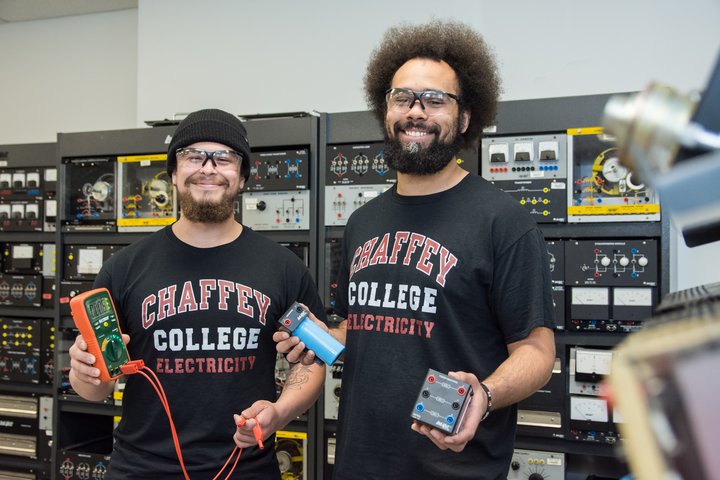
[252, 424, 265, 450]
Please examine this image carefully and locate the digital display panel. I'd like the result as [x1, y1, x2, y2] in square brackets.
[86, 295, 112, 320]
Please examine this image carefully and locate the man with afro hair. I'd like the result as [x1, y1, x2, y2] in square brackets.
[278, 20, 556, 479]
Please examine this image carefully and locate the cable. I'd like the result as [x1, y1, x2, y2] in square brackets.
[119, 360, 262, 479]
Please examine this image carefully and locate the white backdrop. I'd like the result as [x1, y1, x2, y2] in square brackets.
[0, 9, 138, 144]
[136, 0, 720, 123]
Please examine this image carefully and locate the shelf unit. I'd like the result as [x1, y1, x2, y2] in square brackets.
[2, 94, 670, 479]
[0, 141, 58, 480]
[53, 125, 176, 479]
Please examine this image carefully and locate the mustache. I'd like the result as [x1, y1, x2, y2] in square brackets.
[394, 121, 439, 153]
[393, 121, 440, 135]
[184, 173, 230, 187]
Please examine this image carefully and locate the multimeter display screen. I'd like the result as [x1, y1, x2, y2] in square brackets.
[86, 295, 112, 321]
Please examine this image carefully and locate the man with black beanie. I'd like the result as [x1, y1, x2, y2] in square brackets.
[69, 108, 326, 479]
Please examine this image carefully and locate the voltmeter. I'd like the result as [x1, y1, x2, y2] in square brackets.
[70, 288, 130, 381]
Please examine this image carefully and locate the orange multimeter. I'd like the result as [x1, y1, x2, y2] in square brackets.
[70, 288, 130, 381]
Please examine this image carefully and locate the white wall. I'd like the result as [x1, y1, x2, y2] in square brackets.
[0, 9, 138, 144]
[136, 0, 720, 121]
[1, 0, 719, 290]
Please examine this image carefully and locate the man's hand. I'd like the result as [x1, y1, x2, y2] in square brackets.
[273, 304, 329, 366]
[69, 333, 130, 386]
[410, 371, 486, 452]
[233, 400, 288, 449]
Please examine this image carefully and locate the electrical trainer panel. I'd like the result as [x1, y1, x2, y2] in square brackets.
[0, 242, 55, 309]
[116, 154, 176, 232]
[62, 158, 116, 232]
[567, 127, 660, 222]
[0, 393, 53, 463]
[568, 346, 622, 444]
[481, 133, 568, 223]
[565, 239, 657, 333]
[481, 129, 662, 224]
[546, 240, 566, 330]
[240, 148, 311, 231]
[507, 448, 565, 480]
[517, 355, 564, 440]
[0, 317, 54, 385]
[0, 167, 56, 232]
[325, 142, 395, 226]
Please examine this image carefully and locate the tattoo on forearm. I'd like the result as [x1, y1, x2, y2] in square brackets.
[284, 364, 311, 390]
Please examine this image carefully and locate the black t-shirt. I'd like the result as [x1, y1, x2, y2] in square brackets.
[333, 174, 555, 480]
[94, 226, 326, 480]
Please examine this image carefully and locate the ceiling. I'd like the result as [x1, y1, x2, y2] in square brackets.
[0, 0, 137, 24]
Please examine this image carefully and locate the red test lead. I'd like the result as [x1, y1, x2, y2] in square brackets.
[235, 416, 265, 450]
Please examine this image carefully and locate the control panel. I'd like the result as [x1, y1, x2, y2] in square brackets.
[64, 245, 124, 281]
[240, 148, 311, 231]
[517, 355, 565, 440]
[567, 127, 660, 223]
[565, 239, 657, 332]
[481, 133, 568, 223]
[116, 154, 176, 232]
[0, 167, 54, 232]
[241, 190, 311, 230]
[507, 448, 565, 480]
[324, 143, 395, 226]
[62, 158, 116, 232]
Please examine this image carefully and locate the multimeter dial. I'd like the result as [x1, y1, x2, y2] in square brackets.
[101, 335, 126, 362]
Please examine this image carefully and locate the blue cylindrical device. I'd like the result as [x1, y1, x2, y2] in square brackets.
[279, 302, 345, 365]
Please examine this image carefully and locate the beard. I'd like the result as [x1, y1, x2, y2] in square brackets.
[178, 176, 238, 223]
[384, 119, 464, 175]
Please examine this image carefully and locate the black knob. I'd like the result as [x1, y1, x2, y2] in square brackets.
[510, 460, 520, 471]
[528, 473, 544, 480]
[257, 201, 266, 211]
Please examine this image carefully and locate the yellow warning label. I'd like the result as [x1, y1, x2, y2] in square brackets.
[276, 430, 307, 440]
[568, 204, 661, 215]
[117, 217, 176, 227]
[566, 127, 604, 136]
[117, 154, 167, 162]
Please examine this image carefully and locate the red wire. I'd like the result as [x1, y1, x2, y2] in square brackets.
[137, 369, 190, 480]
[213, 446, 242, 480]
[119, 362, 246, 480]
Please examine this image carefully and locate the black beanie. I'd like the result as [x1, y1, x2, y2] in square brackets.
[166, 109, 251, 181]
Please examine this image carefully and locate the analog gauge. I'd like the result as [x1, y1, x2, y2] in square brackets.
[614, 288, 653, 307]
[575, 348, 613, 376]
[570, 396, 609, 423]
[571, 287, 609, 306]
